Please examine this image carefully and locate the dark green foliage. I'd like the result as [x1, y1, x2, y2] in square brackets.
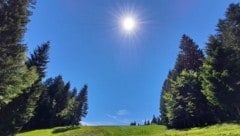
[0, 0, 88, 134]
[0, 42, 50, 134]
[0, 0, 33, 44]
[167, 71, 216, 128]
[160, 71, 174, 126]
[0, 0, 37, 110]
[201, 3, 240, 122]
[73, 85, 88, 125]
[157, 116, 161, 125]
[160, 3, 240, 129]
[26, 42, 50, 79]
[144, 120, 151, 125]
[174, 34, 204, 74]
[151, 115, 158, 125]
[25, 76, 88, 130]
[78, 85, 88, 118]
[0, 1, 39, 135]
[160, 35, 215, 129]
[25, 76, 66, 129]
[0, 85, 43, 135]
[130, 121, 137, 126]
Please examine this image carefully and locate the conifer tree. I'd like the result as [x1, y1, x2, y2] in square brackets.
[25, 76, 88, 129]
[151, 115, 158, 125]
[160, 71, 173, 126]
[0, 1, 38, 135]
[72, 85, 88, 125]
[160, 35, 214, 128]
[174, 34, 204, 73]
[201, 3, 240, 121]
[22, 42, 50, 131]
[0, 0, 37, 110]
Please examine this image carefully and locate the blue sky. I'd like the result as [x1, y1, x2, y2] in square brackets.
[24, 0, 239, 125]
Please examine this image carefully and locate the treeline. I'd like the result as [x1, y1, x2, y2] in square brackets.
[0, 1, 88, 136]
[160, 3, 240, 129]
[22, 76, 88, 131]
[143, 115, 161, 126]
[130, 115, 162, 126]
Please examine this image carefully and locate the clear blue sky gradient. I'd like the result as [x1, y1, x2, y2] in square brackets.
[24, 0, 239, 125]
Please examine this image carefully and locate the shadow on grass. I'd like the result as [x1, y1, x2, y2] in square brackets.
[52, 126, 80, 134]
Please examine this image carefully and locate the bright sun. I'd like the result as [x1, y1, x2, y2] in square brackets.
[111, 3, 146, 39]
[122, 16, 136, 32]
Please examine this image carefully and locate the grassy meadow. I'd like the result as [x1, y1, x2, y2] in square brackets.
[18, 123, 240, 136]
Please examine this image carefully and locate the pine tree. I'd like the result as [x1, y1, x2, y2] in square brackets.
[201, 3, 240, 121]
[21, 42, 50, 131]
[160, 35, 214, 128]
[130, 121, 137, 126]
[25, 85, 51, 129]
[25, 76, 88, 129]
[0, 1, 38, 135]
[0, 0, 37, 110]
[27, 42, 50, 79]
[169, 70, 216, 128]
[160, 71, 174, 126]
[0, 42, 50, 133]
[45, 75, 68, 127]
[151, 115, 157, 125]
[73, 85, 88, 125]
[174, 34, 204, 73]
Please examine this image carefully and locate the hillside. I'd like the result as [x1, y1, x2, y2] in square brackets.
[18, 123, 240, 136]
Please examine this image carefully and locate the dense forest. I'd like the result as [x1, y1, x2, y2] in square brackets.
[160, 3, 240, 129]
[0, 1, 88, 136]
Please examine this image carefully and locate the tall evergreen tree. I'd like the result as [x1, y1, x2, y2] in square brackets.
[25, 76, 88, 129]
[0, 0, 37, 110]
[27, 42, 50, 79]
[201, 3, 240, 121]
[21, 42, 50, 131]
[160, 35, 215, 128]
[168, 70, 216, 128]
[72, 85, 88, 125]
[151, 115, 158, 125]
[0, 42, 50, 133]
[174, 34, 204, 73]
[160, 71, 173, 126]
[0, 1, 38, 135]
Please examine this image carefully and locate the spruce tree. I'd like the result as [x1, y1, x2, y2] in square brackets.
[151, 115, 158, 125]
[0, 1, 38, 135]
[0, 42, 50, 133]
[21, 42, 50, 131]
[0, 0, 37, 110]
[160, 35, 214, 128]
[27, 42, 50, 79]
[73, 85, 88, 125]
[160, 71, 174, 126]
[174, 34, 204, 73]
[26, 76, 88, 129]
[169, 70, 216, 128]
[201, 3, 240, 121]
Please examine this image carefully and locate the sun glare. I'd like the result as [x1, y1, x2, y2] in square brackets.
[122, 16, 136, 32]
[110, 2, 148, 43]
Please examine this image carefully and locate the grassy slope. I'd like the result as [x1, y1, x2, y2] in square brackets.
[18, 124, 240, 136]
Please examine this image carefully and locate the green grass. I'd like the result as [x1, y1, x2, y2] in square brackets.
[17, 123, 240, 136]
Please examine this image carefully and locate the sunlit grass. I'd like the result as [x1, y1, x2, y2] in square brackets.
[18, 123, 240, 136]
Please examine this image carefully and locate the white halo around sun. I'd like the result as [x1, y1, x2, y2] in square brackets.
[122, 16, 136, 32]
[118, 12, 140, 37]
[110, 2, 148, 44]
